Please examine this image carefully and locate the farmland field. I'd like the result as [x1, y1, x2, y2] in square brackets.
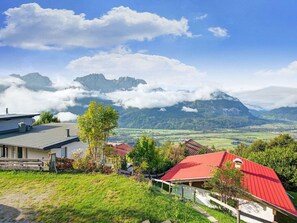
[112, 123, 297, 150]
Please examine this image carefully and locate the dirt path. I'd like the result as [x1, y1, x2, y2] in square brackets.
[0, 188, 52, 222]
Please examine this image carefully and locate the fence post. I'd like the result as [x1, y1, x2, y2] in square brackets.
[237, 209, 241, 223]
[193, 190, 196, 202]
[181, 186, 184, 198]
[169, 183, 171, 194]
[161, 181, 163, 190]
[49, 153, 57, 173]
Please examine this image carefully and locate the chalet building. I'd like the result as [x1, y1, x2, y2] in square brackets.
[0, 111, 132, 163]
[182, 139, 213, 155]
[161, 151, 297, 223]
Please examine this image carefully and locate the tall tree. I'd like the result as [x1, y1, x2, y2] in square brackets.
[33, 111, 60, 126]
[77, 101, 119, 163]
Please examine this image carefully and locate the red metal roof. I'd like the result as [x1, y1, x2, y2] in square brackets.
[108, 143, 133, 157]
[161, 151, 297, 217]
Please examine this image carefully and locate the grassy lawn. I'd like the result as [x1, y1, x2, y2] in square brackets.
[0, 171, 210, 223]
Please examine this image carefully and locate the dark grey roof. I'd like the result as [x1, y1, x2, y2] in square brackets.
[0, 113, 39, 120]
[0, 123, 79, 150]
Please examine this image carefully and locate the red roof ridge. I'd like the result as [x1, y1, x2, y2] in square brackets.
[218, 151, 227, 167]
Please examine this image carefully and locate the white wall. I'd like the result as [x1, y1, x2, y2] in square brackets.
[5, 146, 49, 160]
[239, 200, 274, 223]
[50, 141, 88, 159]
[193, 187, 274, 223]
[26, 148, 49, 160]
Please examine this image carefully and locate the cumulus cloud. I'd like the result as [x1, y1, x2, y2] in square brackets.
[195, 14, 208, 20]
[0, 85, 85, 114]
[106, 84, 216, 109]
[0, 3, 191, 50]
[67, 47, 205, 88]
[181, 106, 198, 113]
[208, 27, 229, 37]
[56, 112, 78, 122]
[255, 61, 297, 77]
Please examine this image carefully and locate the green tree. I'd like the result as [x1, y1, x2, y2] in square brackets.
[159, 141, 186, 171]
[232, 134, 297, 190]
[128, 135, 160, 175]
[204, 161, 246, 207]
[33, 111, 60, 126]
[249, 147, 297, 190]
[77, 101, 119, 164]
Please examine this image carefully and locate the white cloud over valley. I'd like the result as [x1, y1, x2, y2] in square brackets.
[0, 85, 85, 114]
[106, 84, 215, 109]
[181, 106, 198, 113]
[0, 3, 191, 50]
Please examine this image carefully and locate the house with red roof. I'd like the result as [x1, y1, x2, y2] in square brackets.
[161, 151, 297, 223]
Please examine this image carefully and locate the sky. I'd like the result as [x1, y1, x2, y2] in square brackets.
[0, 0, 297, 91]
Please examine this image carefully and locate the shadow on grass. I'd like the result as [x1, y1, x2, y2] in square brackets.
[34, 205, 165, 223]
[0, 204, 21, 222]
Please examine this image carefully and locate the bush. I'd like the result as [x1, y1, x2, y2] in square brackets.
[56, 158, 74, 171]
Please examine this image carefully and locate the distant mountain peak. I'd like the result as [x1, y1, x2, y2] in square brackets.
[74, 73, 147, 92]
[210, 90, 239, 101]
[10, 72, 53, 91]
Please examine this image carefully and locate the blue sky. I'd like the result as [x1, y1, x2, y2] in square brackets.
[0, 0, 297, 90]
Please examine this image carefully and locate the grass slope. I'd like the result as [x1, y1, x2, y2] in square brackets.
[0, 171, 209, 223]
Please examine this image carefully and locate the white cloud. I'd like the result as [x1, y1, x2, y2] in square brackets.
[106, 84, 215, 109]
[159, 108, 167, 112]
[255, 61, 297, 77]
[0, 85, 85, 114]
[234, 86, 297, 110]
[195, 14, 208, 20]
[67, 47, 205, 88]
[0, 3, 191, 50]
[56, 112, 78, 122]
[181, 106, 198, 113]
[0, 76, 24, 86]
[208, 27, 229, 37]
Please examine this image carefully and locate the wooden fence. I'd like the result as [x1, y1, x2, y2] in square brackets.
[0, 158, 45, 171]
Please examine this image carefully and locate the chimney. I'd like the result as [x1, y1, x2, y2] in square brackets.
[6, 108, 8, 115]
[66, 129, 70, 137]
[233, 158, 243, 169]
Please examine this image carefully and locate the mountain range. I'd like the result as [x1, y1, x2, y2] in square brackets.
[1, 72, 296, 129]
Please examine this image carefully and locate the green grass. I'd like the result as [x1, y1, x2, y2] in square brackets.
[0, 171, 210, 223]
[111, 123, 297, 150]
[196, 204, 244, 223]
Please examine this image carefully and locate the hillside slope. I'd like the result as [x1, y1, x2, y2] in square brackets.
[0, 172, 209, 223]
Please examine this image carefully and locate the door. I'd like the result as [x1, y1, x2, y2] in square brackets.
[17, 147, 23, 158]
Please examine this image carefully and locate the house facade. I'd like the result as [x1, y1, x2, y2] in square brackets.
[0, 112, 132, 166]
[161, 151, 297, 223]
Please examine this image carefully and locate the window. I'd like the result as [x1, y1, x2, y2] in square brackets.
[0, 146, 6, 158]
[17, 147, 23, 158]
[61, 147, 67, 158]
